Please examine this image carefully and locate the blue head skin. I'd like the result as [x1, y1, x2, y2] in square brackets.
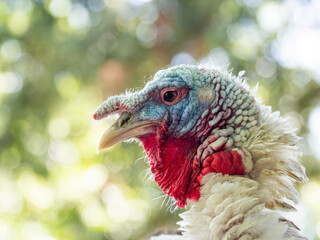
[94, 65, 214, 137]
[133, 66, 212, 137]
[94, 65, 257, 207]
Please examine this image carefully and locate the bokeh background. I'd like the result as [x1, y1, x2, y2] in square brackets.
[0, 0, 320, 239]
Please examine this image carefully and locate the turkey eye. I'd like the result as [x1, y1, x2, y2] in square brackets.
[163, 90, 178, 102]
[160, 87, 186, 106]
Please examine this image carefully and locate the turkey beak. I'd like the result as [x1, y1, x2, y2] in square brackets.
[97, 112, 160, 152]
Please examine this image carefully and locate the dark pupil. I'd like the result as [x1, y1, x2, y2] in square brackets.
[164, 90, 178, 102]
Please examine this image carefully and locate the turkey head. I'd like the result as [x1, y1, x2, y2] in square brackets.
[93, 65, 261, 208]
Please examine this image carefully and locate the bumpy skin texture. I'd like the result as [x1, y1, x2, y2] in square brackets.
[95, 65, 307, 240]
[189, 148, 252, 202]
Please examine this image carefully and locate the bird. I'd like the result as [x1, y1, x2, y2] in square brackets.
[93, 65, 308, 240]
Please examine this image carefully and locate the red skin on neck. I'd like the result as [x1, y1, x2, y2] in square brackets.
[188, 150, 247, 202]
[139, 130, 247, 208]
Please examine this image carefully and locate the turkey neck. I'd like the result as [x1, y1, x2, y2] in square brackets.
[177, 106, 307, 240]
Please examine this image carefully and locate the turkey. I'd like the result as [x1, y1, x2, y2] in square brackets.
[93, 65, 308, 240]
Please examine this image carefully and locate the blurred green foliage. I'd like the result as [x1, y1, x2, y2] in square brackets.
[0, 0, 320, 239]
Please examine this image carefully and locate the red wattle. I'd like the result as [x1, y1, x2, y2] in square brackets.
[139, 131, 198, 208]
[93, 113, 97, 120]
[138, 125, 249, 208]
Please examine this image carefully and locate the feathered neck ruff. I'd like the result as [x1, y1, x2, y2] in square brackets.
[178, 105, 308, 240]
